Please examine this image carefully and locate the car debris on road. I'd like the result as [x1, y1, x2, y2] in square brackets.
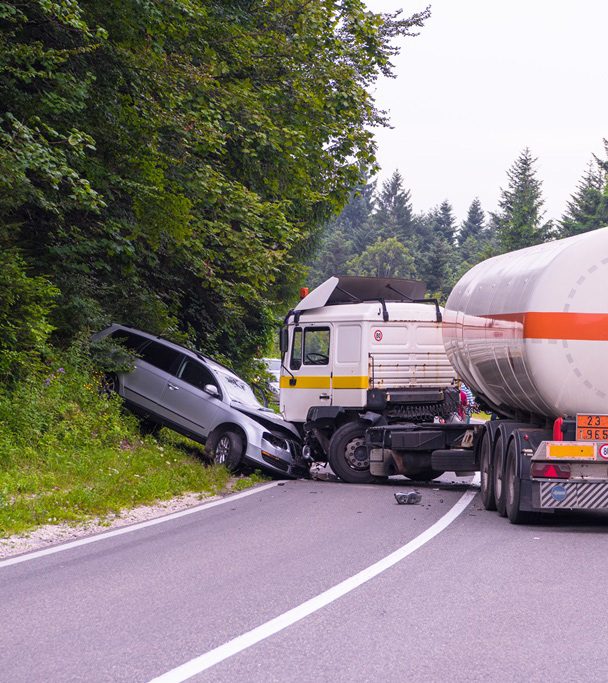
[394, 491, 422, 505]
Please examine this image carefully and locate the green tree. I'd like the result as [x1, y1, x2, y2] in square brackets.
[457, 197, 489, 262]
[560, 142, 608, 237]
[491, 148, 552, 252]
[0, 250, 59, 383]
[0, 0, 430, 371]
[337, 174, 377, 253]
[306, 228, 356, 288]
[373, 170, 415, 243]
[346, 237, 416, 279]
[417, 236, 454, 300]
[427, 200, 457, 243]
[458, 198, 485, 245]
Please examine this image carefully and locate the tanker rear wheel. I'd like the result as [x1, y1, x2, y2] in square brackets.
[329, 420, 374, 484]
[505, 438, 538, 524]
[493, 433, 507, 517]
[479, 429, 496, 511]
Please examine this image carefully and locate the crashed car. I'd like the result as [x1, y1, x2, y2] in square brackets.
[92, 324, 304, 478]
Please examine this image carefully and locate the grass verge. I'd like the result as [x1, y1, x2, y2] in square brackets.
[0, 355, 269, 537]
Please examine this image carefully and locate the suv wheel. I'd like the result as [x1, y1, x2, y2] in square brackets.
[214, 431, 244, 472]
[100, 373, 119, 397]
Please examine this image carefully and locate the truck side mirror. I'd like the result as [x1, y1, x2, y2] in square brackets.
[279, 327, 289, 354]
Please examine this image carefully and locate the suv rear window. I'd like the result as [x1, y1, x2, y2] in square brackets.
[138, 341, 181, 373]
[110, 329, 149, 352]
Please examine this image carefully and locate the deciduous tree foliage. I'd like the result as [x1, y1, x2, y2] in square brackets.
[0, 0, 430, 374]
[347, 236, 416, 279]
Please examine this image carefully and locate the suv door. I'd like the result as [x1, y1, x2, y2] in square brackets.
[123, 341, 182, 419]
[160, 357, 222, 439]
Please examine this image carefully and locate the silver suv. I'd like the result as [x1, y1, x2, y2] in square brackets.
[93, 325, 304, 478]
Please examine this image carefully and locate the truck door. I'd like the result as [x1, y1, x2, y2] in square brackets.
[280, 324, 332, 423]
[332, 323, 366, 407]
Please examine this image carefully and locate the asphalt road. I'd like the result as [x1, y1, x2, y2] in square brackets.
[2, 475, 608, 682]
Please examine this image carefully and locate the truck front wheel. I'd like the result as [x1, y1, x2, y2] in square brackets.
[329, 420, 374, 484]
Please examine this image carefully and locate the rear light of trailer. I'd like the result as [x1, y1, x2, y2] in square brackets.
[531, 462, 571, 479]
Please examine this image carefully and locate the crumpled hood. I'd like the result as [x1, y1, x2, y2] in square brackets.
[231, 401, 300, 439]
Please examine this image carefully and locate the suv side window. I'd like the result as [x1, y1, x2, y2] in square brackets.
[138, 341, 181, 374]
[110, 329, 149, 352]
[178, 359, 217, 391]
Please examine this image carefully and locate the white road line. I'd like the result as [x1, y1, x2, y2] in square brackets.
[149, 473, 481, 683]
[0, 482, 280, 569]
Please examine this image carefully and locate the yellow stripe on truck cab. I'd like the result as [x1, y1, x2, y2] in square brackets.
[279, 376, 368, 389]
[332, 376, 369, 390]
[280, 375, 331, 389]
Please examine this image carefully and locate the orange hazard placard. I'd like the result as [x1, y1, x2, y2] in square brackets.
[576, 414, 608, 441]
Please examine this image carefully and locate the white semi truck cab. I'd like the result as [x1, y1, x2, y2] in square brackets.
[279, 276, 462, 483]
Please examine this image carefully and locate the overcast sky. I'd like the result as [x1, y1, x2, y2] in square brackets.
[365, 0, 608, 225]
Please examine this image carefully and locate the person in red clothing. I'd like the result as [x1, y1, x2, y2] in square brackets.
[458, 387, 468, 421]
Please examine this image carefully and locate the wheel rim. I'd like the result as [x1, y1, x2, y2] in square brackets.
[215, 435, 230, 464]
[103, 374, 118, 395]
[481, 438, 490, 492]
[343, 435, 369, 471]
[506, 446, 515, 508]
[494, 438, 503, 502]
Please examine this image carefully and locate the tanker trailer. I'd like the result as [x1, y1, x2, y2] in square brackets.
[443, 226, 608, 522]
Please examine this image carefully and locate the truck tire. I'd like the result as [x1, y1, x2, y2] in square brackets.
[505, 438, 536, 524]
[493, 433, 507, 517]
[329, 420, 374, 484]
[479, 429, 496, 511]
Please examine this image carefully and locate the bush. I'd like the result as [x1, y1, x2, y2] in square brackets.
[0, 250, 59, 384]
[0, 340, 234, 536]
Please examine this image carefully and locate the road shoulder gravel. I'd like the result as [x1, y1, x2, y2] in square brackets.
[0, 481, 247, 560]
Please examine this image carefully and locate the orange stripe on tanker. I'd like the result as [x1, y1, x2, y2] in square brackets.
[444, 311, 608, 342]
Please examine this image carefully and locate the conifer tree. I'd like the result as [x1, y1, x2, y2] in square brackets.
[418, 235, 454, 300]
[373, 170, 415, 243]
[427, 200, 457, 243]
[339, 176, 377, 253]
[491, 148, 552, 252]
[306, 227, 355, 288]
[560, 142, 608, 237]
[458, 198, 485, 245]
[458, 198, 487, 262]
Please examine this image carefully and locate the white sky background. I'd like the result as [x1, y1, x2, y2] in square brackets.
[364, 0, 608, 225]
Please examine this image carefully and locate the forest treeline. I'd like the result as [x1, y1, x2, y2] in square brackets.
[308, 143, 608, 299]
[0, 0, 429, 382]
[1, 0, 607, 384]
